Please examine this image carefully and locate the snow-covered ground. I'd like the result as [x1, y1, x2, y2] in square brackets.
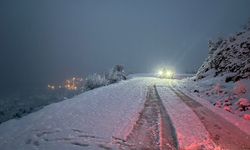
[0, 75, 250, 150]
[156, 86, 217, 149]
[163, 79, 250, 149]
[178, 76, 250, 121]
[189, 23, 250, 122]
[0, 78, 154, 150]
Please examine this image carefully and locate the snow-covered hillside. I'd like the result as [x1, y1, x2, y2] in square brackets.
[182, 24, 250, 121]
[196, 24, 250, 82]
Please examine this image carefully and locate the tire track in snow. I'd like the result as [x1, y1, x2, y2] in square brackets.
[154, 85, 179, 150]
[156, 85, 217, 150]
[120, 85, 178, 150]
[170, 87, 250, 150]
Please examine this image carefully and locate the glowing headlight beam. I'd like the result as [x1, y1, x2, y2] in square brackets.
[166, 70, 173, 77]
[156, 67, 175, 79]
[158, 70, 163, 75]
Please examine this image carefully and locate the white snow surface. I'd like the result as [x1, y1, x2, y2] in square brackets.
[1, 75, 250, 150]
[155, 83, 216, 149]
[177, 76, 250, 132]
[0, 78, 154, 150]
[196, 26, 250, 81]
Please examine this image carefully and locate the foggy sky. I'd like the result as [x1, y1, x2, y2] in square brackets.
[0, 0, 250, 88]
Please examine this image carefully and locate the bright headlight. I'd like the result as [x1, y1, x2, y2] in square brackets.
[166, 70, 172, 77]
[165, 70, 175, 78]
[158, 70, 163, 75]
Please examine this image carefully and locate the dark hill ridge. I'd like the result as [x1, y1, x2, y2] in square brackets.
[196, 24, 250, 82]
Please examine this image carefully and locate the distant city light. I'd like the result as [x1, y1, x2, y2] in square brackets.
[47, 77, 84, 91]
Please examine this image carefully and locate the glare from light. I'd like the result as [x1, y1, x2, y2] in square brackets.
[166, 70, 173, 77]
[158, 70, 163, 75]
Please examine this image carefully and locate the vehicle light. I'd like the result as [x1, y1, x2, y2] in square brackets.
[158, 70, 163, 75]
[166, 70, 173, 77]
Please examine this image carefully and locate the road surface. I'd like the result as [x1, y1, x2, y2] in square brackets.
[0, 77, 250, 150]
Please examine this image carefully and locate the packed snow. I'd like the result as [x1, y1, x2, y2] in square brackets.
[155, 82, 217, 150]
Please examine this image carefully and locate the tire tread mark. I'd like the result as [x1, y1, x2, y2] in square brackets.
[170, 86, 250, 150]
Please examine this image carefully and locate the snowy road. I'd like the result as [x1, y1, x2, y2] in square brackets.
[170, 87, 250, 149]
[0, 77, 250, 150]
[120, 85, 178, 150]
[156, 80, 250, 150]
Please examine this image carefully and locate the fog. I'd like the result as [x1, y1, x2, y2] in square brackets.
[0, 0, 250, 89]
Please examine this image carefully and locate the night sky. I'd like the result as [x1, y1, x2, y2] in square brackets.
[0, 0, 250, 89]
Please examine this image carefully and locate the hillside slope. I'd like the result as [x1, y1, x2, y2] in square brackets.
[183, 24, 250, 121]
[196, 24, 250, 82]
